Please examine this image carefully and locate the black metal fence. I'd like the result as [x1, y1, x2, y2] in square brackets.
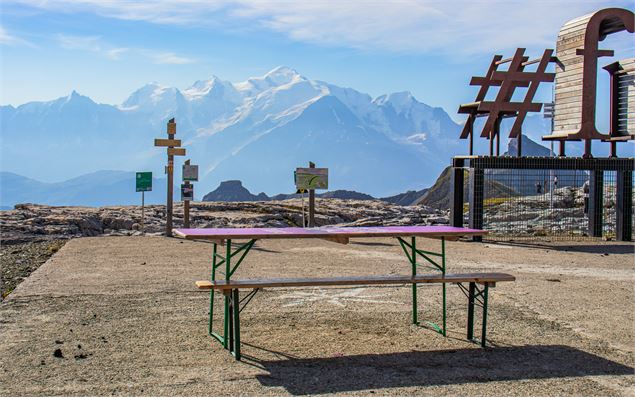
[451, 156, 634, 241]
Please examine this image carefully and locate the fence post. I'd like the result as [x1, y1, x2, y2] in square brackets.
[308, 161, 316, 227]
[616, 170, 633, 241]
[468, 166, 484, 242]
[450, 159, 465, 227]
[588, 170, 604, 238]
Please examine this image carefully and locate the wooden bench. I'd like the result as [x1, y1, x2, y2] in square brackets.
[196, 272, 515, 360]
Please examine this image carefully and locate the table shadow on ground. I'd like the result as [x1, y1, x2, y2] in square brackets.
[490, 241, 634, 254]
[250, 345, 633, 395]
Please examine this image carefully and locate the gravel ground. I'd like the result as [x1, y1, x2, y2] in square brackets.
[0, 236, 633, 396]
[0, 239, 67, 299]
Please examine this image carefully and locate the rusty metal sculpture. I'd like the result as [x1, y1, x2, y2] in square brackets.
[544, 7, 634, 157]
[451, 7, 634, 242]
[458, 48, 555, 156]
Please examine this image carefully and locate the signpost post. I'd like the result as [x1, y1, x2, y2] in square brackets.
[295, 163, 328, 227]
[135, 172, 152, 234]
[182, 160, 198, 228]
[154, 118, 186, 237]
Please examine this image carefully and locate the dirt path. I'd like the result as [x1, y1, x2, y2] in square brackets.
[1, 236, 633, 396]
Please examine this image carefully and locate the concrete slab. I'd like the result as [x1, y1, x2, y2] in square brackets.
[1, 236, 633, 395]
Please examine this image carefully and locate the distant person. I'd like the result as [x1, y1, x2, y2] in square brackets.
[553, 176, 558, 189]
[583, 180, 590, 214]
[536, 182, 542, 194]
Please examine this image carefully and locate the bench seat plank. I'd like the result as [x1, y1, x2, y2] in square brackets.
[195, 272, 515, 290]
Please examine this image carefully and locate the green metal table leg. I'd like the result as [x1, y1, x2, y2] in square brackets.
[206, 239, 255, 353]
[481, 283, 489, 347]
[441, 237, 446, 336]
[467, 282, 475, 340]
[397, 236, 447, 332]
[209, 243, 217, 336]
[411, 237, 418, 325]
[227, 290, 234, 353]
[223, 239, 232, 350]
[233, 289, 241, 360]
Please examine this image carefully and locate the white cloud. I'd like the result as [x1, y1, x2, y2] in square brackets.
[231, 0, 631, 54]
[105, 47, 129, 60]
[148, 51, 196, 65]
[8, 0, 632, 54]
[53, 34, 193, 64]
[56, 34, 102, 51]
[406, 133, 427, 144]
[0, 25, 33, 46]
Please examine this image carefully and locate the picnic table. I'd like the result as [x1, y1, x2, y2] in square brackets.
[174, 225, 510, 360]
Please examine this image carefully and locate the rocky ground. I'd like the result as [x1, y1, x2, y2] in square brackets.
[0, 239, 66, 299]
[0, 199, 447, 244]
[483, 186, 627, 238]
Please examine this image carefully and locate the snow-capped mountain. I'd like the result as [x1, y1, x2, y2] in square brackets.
[2, 66, 506, 199]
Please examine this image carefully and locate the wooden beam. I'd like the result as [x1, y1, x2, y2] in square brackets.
[195, 272, 516, 290]
[167, 148, 186, 156]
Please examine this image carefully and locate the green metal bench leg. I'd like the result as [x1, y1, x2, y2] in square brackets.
[481, 283, 489, 347]
[223, 295, 230, 349]
[223, 239, 232, 350]
[411, 237, 418, 325]
[233, 289, 241, 360]
[227, 291, 234, 353]
[467, 282, 475, 340]
[441, 237, 446, 336]
[209, 243, 217, 337]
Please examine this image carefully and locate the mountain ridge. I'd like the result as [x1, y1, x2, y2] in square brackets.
[1, 66, 556, 202]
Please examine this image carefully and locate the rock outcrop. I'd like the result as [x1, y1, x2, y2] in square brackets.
[202, 180, 269, 202]
[202, 180, 378, 203]
[380, 189, 428, 206]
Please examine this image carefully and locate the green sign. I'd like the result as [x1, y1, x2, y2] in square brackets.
[136, 172, 152, 192]
[295, 168, 328, 190]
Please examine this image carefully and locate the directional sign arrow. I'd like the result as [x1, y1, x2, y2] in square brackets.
[168, 148, 186, 156]
[154, 138, 181, 147]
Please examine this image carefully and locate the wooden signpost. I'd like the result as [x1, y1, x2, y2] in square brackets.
[154, 118, 186, 237]
[295, 162, 328, 227]
[135, 172, 152, 234]
[182, 159, 198, 228]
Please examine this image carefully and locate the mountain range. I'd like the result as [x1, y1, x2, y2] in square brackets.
[0, 171, 173, 208]
[1, 66, 566, 207]
[0, 134, 550, 209]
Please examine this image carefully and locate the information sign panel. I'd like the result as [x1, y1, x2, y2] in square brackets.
[181, 184, 194, 201]
[295, 168, 328, 190]
[183, 164, 199, 181]
[136, 172, 152, 192]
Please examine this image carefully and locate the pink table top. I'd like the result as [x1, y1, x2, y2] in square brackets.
[173, 225, 486, 240]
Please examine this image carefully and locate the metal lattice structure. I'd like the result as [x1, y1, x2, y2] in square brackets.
[450, 157, 634, 241]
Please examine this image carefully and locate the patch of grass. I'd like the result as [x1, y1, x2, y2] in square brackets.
[462, 197, 513, 212]
[47, 241, 64, 254]
[484, 197, 512, 207]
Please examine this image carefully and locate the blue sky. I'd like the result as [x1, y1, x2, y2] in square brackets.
[1, 0, 633, 118]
